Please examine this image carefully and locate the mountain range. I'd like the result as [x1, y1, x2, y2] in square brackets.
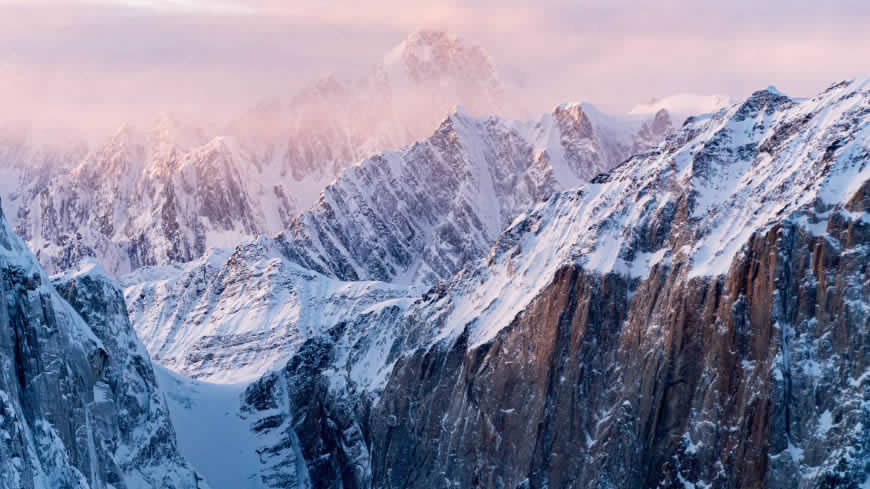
[0, 30, 670, 280]
[122, 78, 869, 489]
[0, 29, 867, 489]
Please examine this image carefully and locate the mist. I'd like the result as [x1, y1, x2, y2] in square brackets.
[2, 0, 868, 141]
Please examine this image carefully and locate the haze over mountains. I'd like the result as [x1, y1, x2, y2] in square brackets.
[0, 30, 673, 278]
[629, 93, 732, 122]
[1, 31, 500, 275]
[0, 26, 867, 489]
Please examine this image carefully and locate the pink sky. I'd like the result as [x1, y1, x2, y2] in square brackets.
[1, 0, 868, 135]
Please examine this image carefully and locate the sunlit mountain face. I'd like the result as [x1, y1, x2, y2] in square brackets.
[1, 4, 868, 489]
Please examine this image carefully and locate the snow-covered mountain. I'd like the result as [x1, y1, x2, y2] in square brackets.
[267, 103, 670, 285]
[0, 30, 507, 277]
[5, 24, 864, 488]
[123, 103, 672, 382]
[0, 114, 272, 277]
[0, 200, 206, 489]
[358, 79, 870, 489]
[152, 78, 868, 488]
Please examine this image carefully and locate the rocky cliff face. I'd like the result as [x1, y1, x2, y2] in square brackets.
[0, 200, 205, 489]
[371, 218, 868, 488]
[168, 79, 869, 488]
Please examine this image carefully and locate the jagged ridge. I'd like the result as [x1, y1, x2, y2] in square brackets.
[123, 103, 671, 382]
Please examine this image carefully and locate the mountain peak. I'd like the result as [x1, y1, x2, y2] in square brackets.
[764, 85, 785, 96]
[150, 112, 207, 156]
[651, 108, 672, 134]
[386, 29, 461, 62]
[111, 121, 141, 142]
[748, 85, 790, 100]
[382, 29, 499, 88]
[552, 103, 594, 139]
[447, 104, 475, 119]
[405, 29, 459, 46]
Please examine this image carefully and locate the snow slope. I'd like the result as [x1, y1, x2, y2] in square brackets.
[123, 244, 413, 382]
[156, 367, 290, 489]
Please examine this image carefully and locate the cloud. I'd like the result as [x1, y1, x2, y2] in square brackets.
[629, 94, 733, 124]
[0, 0, 868, 136]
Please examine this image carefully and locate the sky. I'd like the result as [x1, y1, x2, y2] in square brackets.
[1, 0, 868, 135]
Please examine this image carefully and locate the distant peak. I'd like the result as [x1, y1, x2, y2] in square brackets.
[382, 29, 498, 85]
[405, 29, 459, 45]
[114, 121, 134, 135]
[445, 105, 481, 125]
[633, 108, 674, 138]
[449, 104, 469, 116]
[553, 103, 593, 139]
[553, 102, 586, 119]
[302, 74, 344, 98]
[149, 112, 207, 156]
[384, 29, 463, 66]
[155, 110, 177, 124]
[555, 102, 583, 112]
[653, 108, 672, 128]
[152, 112, 183, 136]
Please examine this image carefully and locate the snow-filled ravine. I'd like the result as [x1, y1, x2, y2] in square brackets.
[156, 366, 308, 489]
